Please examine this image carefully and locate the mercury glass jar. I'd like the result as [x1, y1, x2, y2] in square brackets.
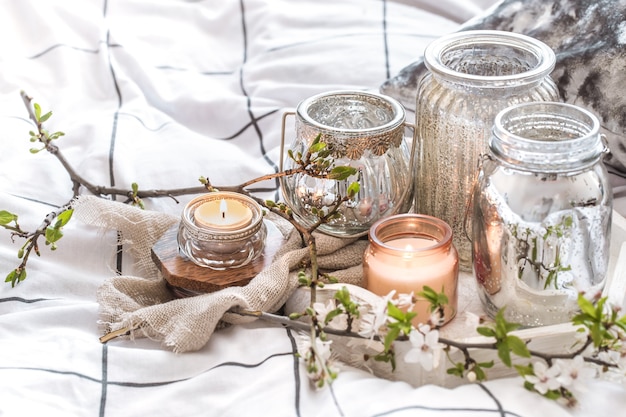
[472, 102, 612, 327]
[364, 214, 458, 326]
[415, 30, 559, 271]
[281, 90, 414, 237]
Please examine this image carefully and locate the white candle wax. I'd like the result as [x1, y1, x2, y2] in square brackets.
[365, 236, 458, 326]
[194, 197, 253, 230]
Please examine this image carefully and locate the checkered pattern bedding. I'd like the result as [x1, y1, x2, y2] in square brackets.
[1, 1, 624, 416]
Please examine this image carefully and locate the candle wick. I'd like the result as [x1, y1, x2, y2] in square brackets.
[222, 212, 225, 219]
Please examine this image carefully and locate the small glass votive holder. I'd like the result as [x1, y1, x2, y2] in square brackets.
[177, 192, 266, 270]
[363, 214, 459, 326]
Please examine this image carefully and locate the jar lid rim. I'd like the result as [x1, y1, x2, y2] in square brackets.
[424, 30, 556, 85]
[297, 89, 405, 134]
[368, 213, 453, 254]
[490, 102, 604, 172]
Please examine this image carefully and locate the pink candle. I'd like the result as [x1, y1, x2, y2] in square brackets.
[364, 214, 459, 326]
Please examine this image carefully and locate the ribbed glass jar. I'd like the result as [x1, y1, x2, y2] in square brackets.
[364, 214, 458, 326]
[472, 102, 612, 327]
[415, 30, 559, 271]
[281, 90, 413, 238]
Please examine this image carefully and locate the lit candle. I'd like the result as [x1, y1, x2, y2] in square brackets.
[364, 214, 459, 326]
[194, 196, 253, 231]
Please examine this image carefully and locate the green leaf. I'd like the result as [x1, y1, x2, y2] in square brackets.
[0, 210, 17, 225]
[476, 326, 496, 338]
[346, 182, 360, 198]
[34, 103, 41, 121]
[497, 341, 512, 367]
[514, 363, 534, 377]
[544, 390, 562, 400]
[473, 364, 487, 381]
[383, 326, 400, 352]
[386, 302, 406, 322]
[308, 141, 327, 154]
[5, 270, 17, 285]
[49, 131, 64, 140]
[507, 335, 530, 358]
[39, 111, 52, 123]
[324, 308, 343, 325]
[55, 208, 74, 227]
[446, 362, 464, 378]
[132, 182, 139, 194]
[288, 312, 303, 320]
[328, 166, 357, 180]
[45, 227, 63, 244]
[577, 294, 598, 318]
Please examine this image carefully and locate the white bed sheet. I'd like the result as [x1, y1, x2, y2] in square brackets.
[1, 1, 624, 416]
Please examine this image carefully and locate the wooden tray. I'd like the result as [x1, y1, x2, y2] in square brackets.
[151, 220, 286, 296]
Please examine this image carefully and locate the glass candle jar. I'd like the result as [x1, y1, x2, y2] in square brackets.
[415, 30, 559, 271]
[472, 102, 612, 327]
[280, 90, 414, 238]
[177, 192, 266, 269]
[363, 214, 459, 326]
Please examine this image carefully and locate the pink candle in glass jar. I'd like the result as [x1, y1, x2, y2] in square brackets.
[364, 214, 459, 326]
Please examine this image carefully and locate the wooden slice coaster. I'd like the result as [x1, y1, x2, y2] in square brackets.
[151, 221, 286, 297]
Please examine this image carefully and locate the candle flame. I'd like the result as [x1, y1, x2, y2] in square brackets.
[220, 199, 227, 219]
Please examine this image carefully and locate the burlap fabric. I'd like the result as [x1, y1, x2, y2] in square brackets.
[73, 195, 367, 353]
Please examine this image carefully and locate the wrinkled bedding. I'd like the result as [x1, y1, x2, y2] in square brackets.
[1, 1, 625, 416]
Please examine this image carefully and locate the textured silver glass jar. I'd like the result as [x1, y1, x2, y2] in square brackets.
[281, 90, 414, 237]
[177, 192, 266, 269]
[415, 30, 559, 270]
[472, 102, 612, 327]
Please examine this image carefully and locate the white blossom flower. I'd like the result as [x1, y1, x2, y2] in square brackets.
[524, 361, 562, 395]
[345, 338, 382, 374]
[394, 292, 414, 309]
[358, 291, 395, 339]
[404, 324, 442, 371]
[598, 349, 623, 368]
[299, 336, 337, 389]
[556, 355, 596, 391]
[428, 308, 445, 327]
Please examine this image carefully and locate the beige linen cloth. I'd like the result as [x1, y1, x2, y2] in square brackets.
[73, 195, 367, 353]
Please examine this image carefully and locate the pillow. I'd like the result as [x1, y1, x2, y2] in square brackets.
[380, 0, 626, 173]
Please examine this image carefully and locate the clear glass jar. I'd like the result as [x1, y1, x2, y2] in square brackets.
[363, 214, 459, 326]
[415, 30, 559, 271]
[177, 192, 266, 269]
[472, 102, 612, 327]
[281, 90, 414, 238]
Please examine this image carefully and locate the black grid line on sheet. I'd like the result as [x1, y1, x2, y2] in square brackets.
[0, 350, 295, 386]
[0, 296, 54, 304]
[478, 383, 507, 417]
[372, 406, 524, 416]
[99, 344, 109, 417]
[381, 0, 391, 80]
[287, 328, 303, 417]
[237, 0, 281, 202]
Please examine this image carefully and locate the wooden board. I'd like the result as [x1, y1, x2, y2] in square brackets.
[151, 221, 286, 296]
